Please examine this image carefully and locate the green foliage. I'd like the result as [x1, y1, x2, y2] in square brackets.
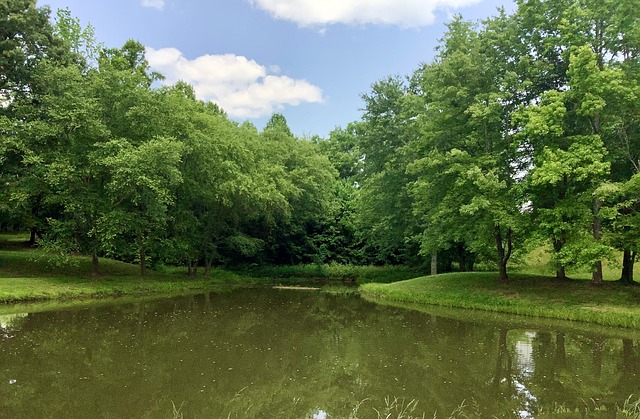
[356, 76, 420, 264]
[3, 1, 640, 284]
[239, 263, 422, 285]
[0, 0, 63, 96]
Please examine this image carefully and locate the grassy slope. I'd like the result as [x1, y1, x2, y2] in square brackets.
[361, 251, 640, 329]
[0, 234, 255, 304]
[0, 234, 395, 305]
[5, 232, 640, 328]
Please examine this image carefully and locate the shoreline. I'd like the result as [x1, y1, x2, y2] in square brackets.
[3, 241, 640, 328]
[360, 272, 640, 329]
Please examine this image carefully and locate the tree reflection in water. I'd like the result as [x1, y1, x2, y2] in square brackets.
[0, 290, 638, 418]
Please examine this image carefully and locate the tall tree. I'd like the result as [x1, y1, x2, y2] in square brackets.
[99, 137, 184, 275]
[357, 76, 420, 264]
[409, 14, 526, 282]
[0, 0, 67, 237]
[250, 114, 336, 265]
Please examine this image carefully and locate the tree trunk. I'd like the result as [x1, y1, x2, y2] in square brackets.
[457, 243, 467, 272]
[139, 247, 146, 276]
[494, 225, 512, 284]
[592, 260, 603, 285]
[204, 258, 213, 277]
[553, 238, 568, 280]
[29, 228, 37, 246]
[497, 262, 507, 284]
[187, 259, 197, 278]
[620, 249, 635, 284]
[556, 266, 567, 281]
[91, 252, 99, 278]
[591, 200, 604, 286]
[430, 252, 437, 276]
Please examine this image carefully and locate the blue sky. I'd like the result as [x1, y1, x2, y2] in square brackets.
[40, 0, 515, 138]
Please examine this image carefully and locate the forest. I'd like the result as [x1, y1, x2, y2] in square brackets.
[1, 0, 639, 285]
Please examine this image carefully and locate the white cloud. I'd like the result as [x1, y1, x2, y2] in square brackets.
[146, 47, 324, 119]
[248, 0, 481, 27]
[141, 0, 165, 11]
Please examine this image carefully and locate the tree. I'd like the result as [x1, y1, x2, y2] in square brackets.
[29, 62, 110, 274]
[0, 0, 67, 238]
[249, 114, 336, 265]
[1, 6, 113, 275]
[99, 137, 184, 275]
[312, 124, 371, 264]
[519, 53, 612, 282]
[408, 14, 526, 282]
[161, 84, 272, 274]
[511, 0, 640, 282]
[0, 0, 65, 98]
[357, 76, 420, 265]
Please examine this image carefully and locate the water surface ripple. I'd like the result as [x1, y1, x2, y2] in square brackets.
[1, 289, 638, 417]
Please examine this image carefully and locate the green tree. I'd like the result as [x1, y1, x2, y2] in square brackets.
[161, 84, 273, 274]
[252, 114, 336, 264]
[99, 137, 184, 275]
[0, 0, 64, 98]
[30, 62, 110, 274]
[408, 15, 526, 282]
[0, 0, 67, 236]
[1, 5, 112, 272]
[312, 124, 370, 264]
[357, 76, 420, 265]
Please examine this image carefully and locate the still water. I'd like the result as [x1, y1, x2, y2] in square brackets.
[0, 289, 638, 418]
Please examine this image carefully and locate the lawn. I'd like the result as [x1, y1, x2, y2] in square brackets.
[361, 271, 640, 328]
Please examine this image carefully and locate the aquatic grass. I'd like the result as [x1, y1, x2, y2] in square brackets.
[171, 401, 184, 419]
[320, 285, 361, 296]
[372, 397, 425, 419]
[361, 272, 640, 329]
[348, 396, 640, 419]
[620, 395, 640, 417]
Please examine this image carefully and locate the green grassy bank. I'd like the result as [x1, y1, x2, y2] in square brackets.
[0, 250, 252, 304]
[0, 234, 403, 304]
[0, 233, 264, 304]
[5, 232, 640, 329]
[361, 272, 640, 328]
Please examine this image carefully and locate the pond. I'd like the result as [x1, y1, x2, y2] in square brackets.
[0, 289, 638, 418]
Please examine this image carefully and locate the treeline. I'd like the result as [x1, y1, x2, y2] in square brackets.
[2, 0, 640, 283]
[0, 2, 353, 275]
[342, 0, 640, 283]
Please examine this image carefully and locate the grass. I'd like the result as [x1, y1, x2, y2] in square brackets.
[4, 231, 640, 329]
[361, 271, 640, 329]
[0, 234, 259, 304]
[0, 234, 378, 305]
[511, 245, 632, 280]
[361, 245, 640, 329]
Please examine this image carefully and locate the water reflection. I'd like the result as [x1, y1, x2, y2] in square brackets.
[0, 312, 27, 329]
[0, 290, 638, 418]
